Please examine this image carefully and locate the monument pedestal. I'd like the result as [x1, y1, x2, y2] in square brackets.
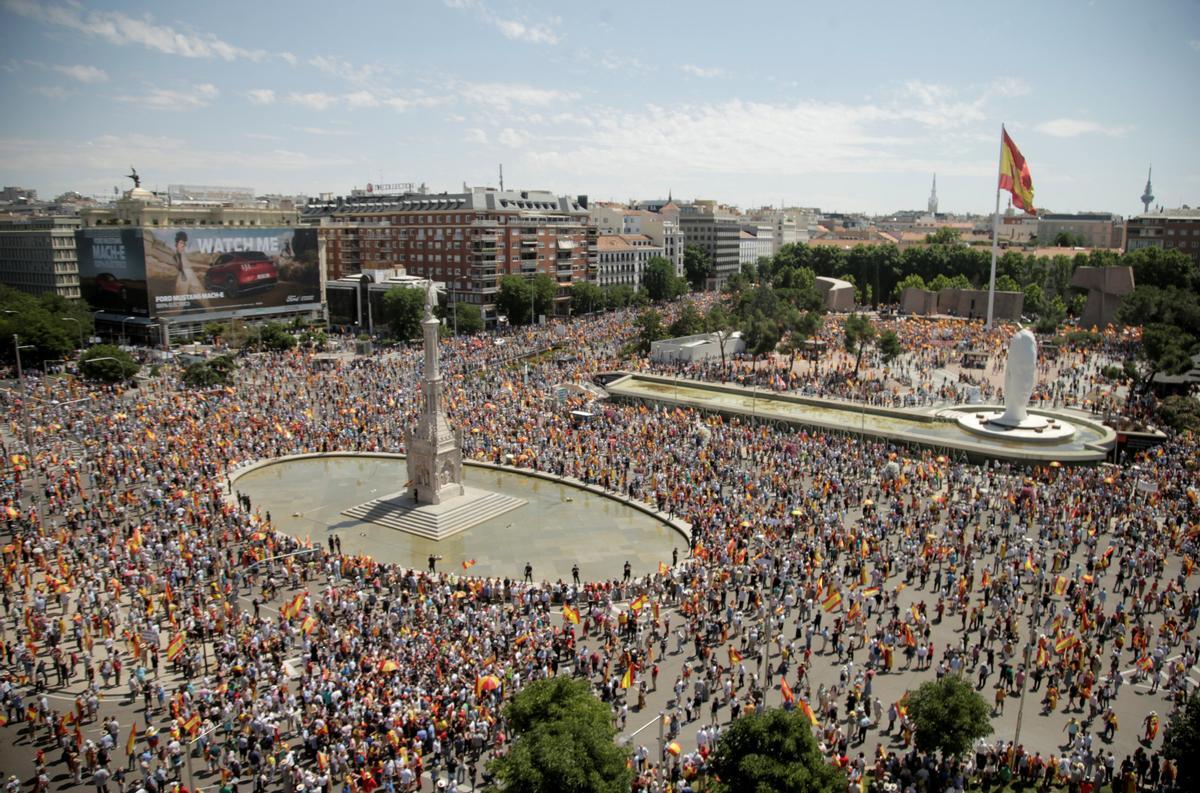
[342, 485, 526, 540]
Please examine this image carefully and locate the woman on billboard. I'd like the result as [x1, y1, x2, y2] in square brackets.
[172, 230, 204, 296]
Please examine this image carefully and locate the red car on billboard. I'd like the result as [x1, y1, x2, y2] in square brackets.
[204, 251, 279, 296]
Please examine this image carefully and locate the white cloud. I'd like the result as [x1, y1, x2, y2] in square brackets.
[681, 64, 724, 79]
[443, 0, 560, 45]
[293, 126, 356, 137]
[0, 133, 355, 174]
[31, 85, 68, 99]
[309, 55, 381, 85]
[246, 88, 276, 105]
[524, 89, 1003, 181]
[464, 128, 488, 144]
[497, 128, 528, 147]
[987, 77, 1031, 98]
[115, 83, 219, 111]
[457, 81, 579, 111]
[287, 92, 338, 111]
[5, 0, 269, 61]
[493, 18, 558, 45]
[344, 90, 380, 109]
[53, 64, 107, 83]
[279, 52, 298, 66]
[1035, 118, 1132, 138]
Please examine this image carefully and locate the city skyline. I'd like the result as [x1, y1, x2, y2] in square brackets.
[0, 0, 1197, 215]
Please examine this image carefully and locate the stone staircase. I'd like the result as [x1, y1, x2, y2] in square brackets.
[341, 486, 526, 541]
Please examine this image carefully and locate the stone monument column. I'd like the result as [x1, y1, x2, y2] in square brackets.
[406, 284, 465, 505]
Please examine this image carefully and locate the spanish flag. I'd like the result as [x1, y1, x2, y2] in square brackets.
[562, 604, 580, 625]
[462, 559, 476, 570]
[1055, 633, 1078, 654]
[1025, 554, 1038, 574]
[166, 632, 186, 661]
[1054, 576, 1068, 596]
[621, 665, 634, 689]
[300, 615, 317, 635]
[126, 724, 138, 756]
[282, 592, 305, 620]
[798, 698, 818, 726]
[183, 712, 202, 736]
[630, 594, 649, 614]
[728, 646, 743, 665]
[780, 679, 795, 703]
[658, 562, 669, 575]
[822, 590, 841, 612]
[999, 126, 1035, 215]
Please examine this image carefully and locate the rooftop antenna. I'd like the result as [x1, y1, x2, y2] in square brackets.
[499, 164, 504, 192]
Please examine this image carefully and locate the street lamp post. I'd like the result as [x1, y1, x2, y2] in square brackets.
[59, 316, 84, 350]
[120, 316, 136, 347]
[11, 334, 35, 457]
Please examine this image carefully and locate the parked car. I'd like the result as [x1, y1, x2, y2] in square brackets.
[204, 251, 278, 296]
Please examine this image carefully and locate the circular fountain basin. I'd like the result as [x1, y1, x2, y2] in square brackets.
[956, 408, 1077, 443]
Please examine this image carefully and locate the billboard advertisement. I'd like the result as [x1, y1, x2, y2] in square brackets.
[77, 227, 320, 319]
[76, 228, 150, 317]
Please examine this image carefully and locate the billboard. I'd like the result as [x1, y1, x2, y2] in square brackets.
[76, 228, 151, 317]
[144, 227, 319, 318]
[76, 227, 320, 319]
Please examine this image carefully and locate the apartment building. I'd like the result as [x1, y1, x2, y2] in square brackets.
[1037, 212, 1124, 249]
[739, 224, 775, 265]
[0, 215, 82, 298]
[678, 201, 740, 288]
[1125, 208, 1200, 265]
[304, 187, 592, 323]
[589, 203, 685, 277]
[594, 234, 663, 289]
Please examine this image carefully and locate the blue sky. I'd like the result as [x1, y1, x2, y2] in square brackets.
[1, 0, 1197, 215]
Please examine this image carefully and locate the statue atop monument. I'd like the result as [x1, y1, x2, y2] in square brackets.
[126, 167, 140, 188]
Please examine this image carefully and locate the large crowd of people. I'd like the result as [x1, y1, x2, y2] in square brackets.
[0, 306, 1195, 793]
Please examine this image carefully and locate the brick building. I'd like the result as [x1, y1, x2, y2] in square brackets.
[1125, 208, 1200, 266]
[303, 187, 593, 324]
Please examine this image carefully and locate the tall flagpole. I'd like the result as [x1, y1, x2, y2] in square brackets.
[986, 124, 1004, 330]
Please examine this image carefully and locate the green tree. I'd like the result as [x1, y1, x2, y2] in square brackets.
[0, 286, 86, 364]
[1163, 691, 1200, 787]
[1132, 323, 1198, 390]
[707, 708, 845, 793]
[571, 281, 604, 315]
[1023, 283, 1046, 318]
[643, 257, 677, 302]
[1052, 231, 1086, 247]
[906, 675, 994, 758]
[1125, 246, 1199, 291]
[382, 286, 427, 339]
[530, 273, 558, 321]
[877, 330, 902, 365]
[928, 273, 971, 292]
[451, 303, 484, 335]
[181, 354, 237, 388]
[80, 345, 138, 383]
[668, 301, 706, 338]
[683, 244, 713, 291]
[635, 309, 666, 354]
[485, 677, 631, 793]
[777, 311, 822, 372]
[994, 274, 1021, 293]
[925, 227, 963, 246]
[843, 313, 877, 375]
[256, 322, 297, 351]
[603, 284, 636, 311]
[894, 273, 927, 298]
[1158, 395, 1200, 433]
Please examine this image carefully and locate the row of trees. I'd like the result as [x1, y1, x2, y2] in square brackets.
[0, 285, 94, 366]
[487, 674, 1019, 792]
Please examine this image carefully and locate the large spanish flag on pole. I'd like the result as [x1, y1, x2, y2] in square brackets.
[986, 124, 1036, 329]
[999, 127, 1036, 215]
